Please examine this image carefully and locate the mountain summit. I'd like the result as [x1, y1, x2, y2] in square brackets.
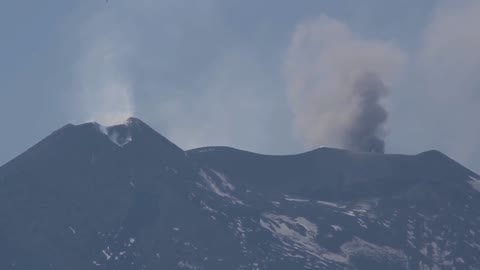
[0, 118, 479, 270]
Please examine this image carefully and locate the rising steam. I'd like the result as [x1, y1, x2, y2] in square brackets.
[285, 15, 405, 153]
[72, 8, 135, 126]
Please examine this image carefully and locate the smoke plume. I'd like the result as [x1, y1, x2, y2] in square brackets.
[72, 5, 136, 126]
[344, 72, 388, 153]
[285, 15, 405, 153]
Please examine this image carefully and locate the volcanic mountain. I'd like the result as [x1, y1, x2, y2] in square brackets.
[0, 118, 479, 270]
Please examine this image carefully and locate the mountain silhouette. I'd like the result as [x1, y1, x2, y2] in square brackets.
[0, 118, 479, 269]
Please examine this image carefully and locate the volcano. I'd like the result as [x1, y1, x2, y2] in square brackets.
[0, 118, 479, 270]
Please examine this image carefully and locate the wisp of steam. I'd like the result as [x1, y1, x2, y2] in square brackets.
[285, 15, 405, 153]
[73, 9, 135, 127]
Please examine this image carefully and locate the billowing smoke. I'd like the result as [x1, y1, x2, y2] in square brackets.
[285, 15, 405, 153]
[343, 72, 388, 153]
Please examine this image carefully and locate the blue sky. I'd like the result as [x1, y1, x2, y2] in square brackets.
[1, 0, 479, 173]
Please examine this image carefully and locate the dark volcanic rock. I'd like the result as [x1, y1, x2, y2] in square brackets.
[0, 118, 479, 269]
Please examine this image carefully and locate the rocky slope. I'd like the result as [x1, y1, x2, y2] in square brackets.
[0, 118, 478, 270]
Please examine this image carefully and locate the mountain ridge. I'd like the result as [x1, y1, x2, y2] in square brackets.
[2, 117, 477, 176]
[0, 118, 479, 269]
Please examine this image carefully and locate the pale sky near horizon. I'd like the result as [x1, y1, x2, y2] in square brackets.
[1, 0, 479, 173]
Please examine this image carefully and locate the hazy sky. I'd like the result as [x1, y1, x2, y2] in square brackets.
[1, 0, 479, 173]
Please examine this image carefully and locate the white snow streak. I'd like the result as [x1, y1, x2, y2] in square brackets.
[316, 200, 346, 209]
[198, 168, 243, 205]
[468, 176, 480, 192]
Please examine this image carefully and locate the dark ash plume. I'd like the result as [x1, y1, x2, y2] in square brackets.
[344, 72, 388, 153]
[285, 15, 405, 153]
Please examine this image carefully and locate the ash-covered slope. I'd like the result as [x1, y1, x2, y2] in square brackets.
[0, 118, 479, 270]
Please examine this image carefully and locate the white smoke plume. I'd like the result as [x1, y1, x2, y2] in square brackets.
[71, 5, 136, 126]
[285, 15, 406, 153]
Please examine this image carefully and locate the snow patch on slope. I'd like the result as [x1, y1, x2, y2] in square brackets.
[260, 213, 347, 264]
[284, 195, 310, 203]
[211, 169, 235, 191]
[198, 168, 243, 205]
[468, 176, 480, 192]
[341, 237, 407, 267]
[316, 200, 346, 209]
